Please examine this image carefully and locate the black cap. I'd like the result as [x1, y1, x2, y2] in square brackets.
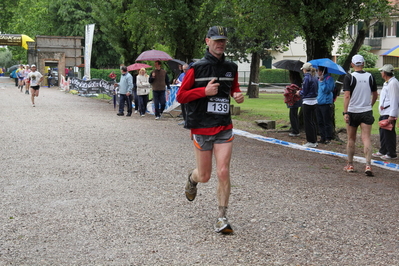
[207, 26, 228, 40]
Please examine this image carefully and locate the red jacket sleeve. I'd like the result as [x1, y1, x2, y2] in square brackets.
[176, 68, 206, 103]
[177, 69, 241, 103]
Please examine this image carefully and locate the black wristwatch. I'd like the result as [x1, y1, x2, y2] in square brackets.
[343, 112, 349, 115]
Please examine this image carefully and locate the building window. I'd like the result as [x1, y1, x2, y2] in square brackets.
[386, 21, 397, 37]
[383, 56, 399, 67]
[373, 22, 384, 38]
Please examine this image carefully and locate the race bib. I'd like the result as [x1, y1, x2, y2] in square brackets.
[207, 97, 230, 114]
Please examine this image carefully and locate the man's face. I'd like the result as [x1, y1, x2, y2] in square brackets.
[31, 66, 36, 71]
[206, 38, 227, 58]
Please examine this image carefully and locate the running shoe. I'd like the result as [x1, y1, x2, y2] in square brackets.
[343, 164, 354, 173]
[380, 154, 397, 160]
[215, 217, 234, 234]
[289, 133, 300, 137]
[185, 172, 197, 201]
[303, 142, 318, 148]
[372, 152, 385, 158]
[32, 104, 35, 107]
[365, 165, 373, 176]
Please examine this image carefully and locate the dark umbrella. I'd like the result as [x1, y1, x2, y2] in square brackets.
[136, 50, 173, 61]
[272, 60, 304, 72]
[167, 59, 186, 76]
[7, 64, 20, 72]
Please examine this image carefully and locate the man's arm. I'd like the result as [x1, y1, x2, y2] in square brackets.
[127, 74, 133, 93]
[389, 81, 399, 119]
[165, 72, 171, 90]
[177, 68, 206, 104]
[148, 71, 155, 83]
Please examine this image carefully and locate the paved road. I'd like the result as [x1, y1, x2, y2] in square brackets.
[1, 77, 398, 265]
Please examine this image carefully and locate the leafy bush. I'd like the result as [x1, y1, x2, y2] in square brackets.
[90, 68, 120, 81]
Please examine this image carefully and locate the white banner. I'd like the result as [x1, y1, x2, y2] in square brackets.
[84, 24, 95, 79]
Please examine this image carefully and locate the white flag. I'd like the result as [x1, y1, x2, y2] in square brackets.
[84, 24, 95, 80]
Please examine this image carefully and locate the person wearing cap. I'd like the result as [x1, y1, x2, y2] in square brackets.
[299, 62, 319, 148]
[114, 66, 133, 116]
[342, 54, 378, 176]
[177, 26, 244, 234]
[372, 64, 399, 160]
[28, 65, 44, 107]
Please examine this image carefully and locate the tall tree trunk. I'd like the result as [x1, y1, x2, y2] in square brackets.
[247, 52, 260, 98]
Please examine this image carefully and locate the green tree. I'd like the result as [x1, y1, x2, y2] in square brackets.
[0, 48, 16, 68]
[0, 0, 15, 33]
[337, 44, 378, 68]
[216, 0, 297, 98]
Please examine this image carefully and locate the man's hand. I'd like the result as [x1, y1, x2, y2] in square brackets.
[344, 114, 350, 124]
[233, 92, 244, 103]
[205, 78, 220, 96]
[388, 116, 397, 123]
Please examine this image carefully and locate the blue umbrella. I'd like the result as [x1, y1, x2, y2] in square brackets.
[308, 58, 346, 75]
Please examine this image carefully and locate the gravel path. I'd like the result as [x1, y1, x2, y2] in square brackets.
[1, 77, 398, 265]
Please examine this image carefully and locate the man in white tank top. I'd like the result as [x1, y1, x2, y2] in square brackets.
[342, 54, 378, 176]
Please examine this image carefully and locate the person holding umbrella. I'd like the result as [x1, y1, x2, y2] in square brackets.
[316, 66, 335, 144]
[343, 54, 378, 176]
[149, 60, 171, 120]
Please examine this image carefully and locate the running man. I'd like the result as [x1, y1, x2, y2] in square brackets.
[177, 26, 244, 234]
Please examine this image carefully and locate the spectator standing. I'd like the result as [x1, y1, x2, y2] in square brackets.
[131, 71, 139, 114]
[372, 64, 399, 160]
[67, 67, 74, 80]
[136, 68, 151, 117]
[149, 60, 171, 120]
[28, 65, 44, 107]
[176, 64, 189, 125]
[343, 54, 378, 176]
[299, 62, 318, 147]
[177, 26, 244, 234]
[109, 71, 117, 82]
[316, 66, 335, 144]
[115, 66, 133, 117]
[285, 70, 302, 137]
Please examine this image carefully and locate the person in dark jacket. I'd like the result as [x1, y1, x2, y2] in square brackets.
[299, 62, 318, 147]
[177, 26, 244, 234]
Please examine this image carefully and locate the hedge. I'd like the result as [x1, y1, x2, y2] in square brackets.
[90, 67, 396, 86]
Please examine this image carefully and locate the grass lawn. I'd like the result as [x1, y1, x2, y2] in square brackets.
[233, 93, 380, 135]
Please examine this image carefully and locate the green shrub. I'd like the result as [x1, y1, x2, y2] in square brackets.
[90, 68, 120, 81]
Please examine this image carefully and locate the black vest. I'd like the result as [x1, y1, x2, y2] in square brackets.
[185, 49, 238, 129]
